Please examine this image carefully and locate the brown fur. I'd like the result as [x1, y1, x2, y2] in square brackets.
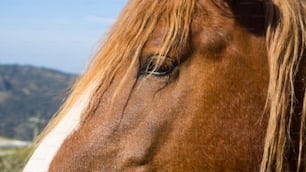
[29, 0, 306, 171]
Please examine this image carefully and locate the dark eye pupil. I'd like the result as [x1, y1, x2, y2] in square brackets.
[139, 55, 178, 77]
[147, 62, 156, 72]
[147, 61, 174, 76]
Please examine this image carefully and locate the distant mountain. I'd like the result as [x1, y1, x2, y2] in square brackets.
[0, 64, 77, 141]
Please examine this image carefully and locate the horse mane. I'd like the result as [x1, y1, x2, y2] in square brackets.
[32, 0, 306, 171]
[261, 0, 306, 171]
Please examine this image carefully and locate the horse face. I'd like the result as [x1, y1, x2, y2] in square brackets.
[49, 0, 269, 171]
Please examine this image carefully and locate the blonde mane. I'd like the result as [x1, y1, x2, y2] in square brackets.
[261, 0, 306, 171]
[33, 0, 306, 171]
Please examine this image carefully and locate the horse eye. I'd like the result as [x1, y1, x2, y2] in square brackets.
[139, 55, 178, 77]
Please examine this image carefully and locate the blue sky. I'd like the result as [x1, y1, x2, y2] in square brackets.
[0, 0, 128, 74]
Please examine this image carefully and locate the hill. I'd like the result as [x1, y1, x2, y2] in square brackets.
[0, 64, 77, 141]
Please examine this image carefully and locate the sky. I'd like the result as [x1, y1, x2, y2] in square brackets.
[0, 0, 128, 74]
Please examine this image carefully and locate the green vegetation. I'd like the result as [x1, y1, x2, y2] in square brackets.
[0, 64, 77, 141]
[0, 147, 32, 172]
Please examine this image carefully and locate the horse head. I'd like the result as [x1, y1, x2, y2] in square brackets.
[24, 0, 306, 171]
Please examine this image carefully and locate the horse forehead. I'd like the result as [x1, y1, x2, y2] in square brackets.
[143, 2, 229, 54]
[145, 25, 166, 48]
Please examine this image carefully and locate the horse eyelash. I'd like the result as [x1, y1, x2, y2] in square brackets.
[137, 54, 178, 78]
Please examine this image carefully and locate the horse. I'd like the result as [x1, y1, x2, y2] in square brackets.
[24, 0, 306, 171]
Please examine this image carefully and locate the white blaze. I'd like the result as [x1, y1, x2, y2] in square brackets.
[23, 85, 94, 172]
